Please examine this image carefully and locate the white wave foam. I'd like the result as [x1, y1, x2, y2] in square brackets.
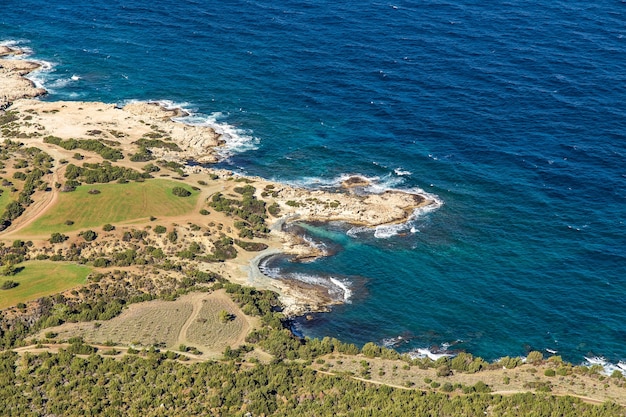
[0, 39, 33, 54]
[382, 335, 410, 348]
[329, 277, 352, 302]
[257, 257, 281, 278]
[1, 41, 57, 90]
[301, 234, 328, 257]
[121, 101, 260, 161]
[47, 76, 78, 90]
[394, 167, 412, 176]
[284, 172, 408, 194]
[174, 110, 260, 160]
[409, 347, 455, 361]
[583, 356, 624, 376]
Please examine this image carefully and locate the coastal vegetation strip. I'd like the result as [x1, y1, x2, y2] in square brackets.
[0, 261, 91, 310]
[20, 179, 199, 235]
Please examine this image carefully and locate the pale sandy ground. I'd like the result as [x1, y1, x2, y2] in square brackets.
[30, 290, 256, 360]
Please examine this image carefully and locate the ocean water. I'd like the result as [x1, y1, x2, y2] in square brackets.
[2, 0, 626, 365]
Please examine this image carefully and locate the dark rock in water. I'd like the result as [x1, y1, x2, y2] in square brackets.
[341, 176, 370, 188]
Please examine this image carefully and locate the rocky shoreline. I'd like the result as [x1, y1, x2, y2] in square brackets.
[0, 45, 437, 316]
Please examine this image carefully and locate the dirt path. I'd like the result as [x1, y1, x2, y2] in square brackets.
[175, 292, 207, 350]
[1, 165, 61, 237]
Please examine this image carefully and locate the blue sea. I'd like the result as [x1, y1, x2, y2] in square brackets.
[2, 0, 626, 366]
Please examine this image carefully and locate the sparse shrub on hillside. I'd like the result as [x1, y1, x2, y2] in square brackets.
[142, 163, 160, 173]
[172, 186, 192, 197]
[79, 230, 97, 242]
[526, 351, 544, 365]
[1, 280, 18, 290]
[49, 233, 68, 244]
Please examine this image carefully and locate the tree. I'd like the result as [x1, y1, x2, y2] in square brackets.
[1, 280, 18, 290]
[526, 351, 544, 365]
[79, 230, 97, 242]
[2, 264, 18, 276]
[172, 186, 191, 197]
[219, 310, 234, 323]
[49, 233, 68, 244]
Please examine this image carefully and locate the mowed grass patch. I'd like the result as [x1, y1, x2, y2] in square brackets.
[186, 294, 248, 349]
[0, 186, 13, 215]
[48, 297, 195, 349]
[22, 179, 199, 235]
[0, 261, 91, 309]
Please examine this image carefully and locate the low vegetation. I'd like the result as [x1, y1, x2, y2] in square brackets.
[21, 179, 199, 235]
[0, 261, 91, 309]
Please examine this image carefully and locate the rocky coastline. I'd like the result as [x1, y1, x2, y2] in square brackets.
[0, 45, 436, 316]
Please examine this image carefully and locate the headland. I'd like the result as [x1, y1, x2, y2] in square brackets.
[0, 45, 437, 316]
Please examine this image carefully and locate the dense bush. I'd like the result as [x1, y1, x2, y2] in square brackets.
[44, 136, 124, 161]
[79, 230, 97, 242]
[1, 280, 18, 290]
[172, 186, 192, 197]
[64, 162, 150, 184]
[49, 233, 68, 244]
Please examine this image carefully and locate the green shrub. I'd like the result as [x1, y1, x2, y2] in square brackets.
[154, 225, 167, 234]
[544, 368, 556, 377]
[1, 280, 18, 290]
[172, 186, 191, 197]
[49, 232, 68, 243]
[79, 230, 98, 242]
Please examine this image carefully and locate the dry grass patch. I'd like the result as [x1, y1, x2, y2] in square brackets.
[47, 298, 194, 348]
[185, 292, 250, 350]
[36, 290, 257, 356]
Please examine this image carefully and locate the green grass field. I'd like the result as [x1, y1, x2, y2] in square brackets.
[21, 179, 199, 235]
[0, 261, 91, 309]
[0, 187, 13, 215]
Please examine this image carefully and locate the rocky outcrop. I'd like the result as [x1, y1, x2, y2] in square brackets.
[269, 184, 430, 227]
[0, 55, 46, 107]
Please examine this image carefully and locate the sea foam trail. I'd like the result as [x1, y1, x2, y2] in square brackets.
[329, 277, 353, 303]
[583, 356, 625, 377]
[175, 111, 260, 160]
[258, 255, 353, 303]
[408, 347, 455, 361]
